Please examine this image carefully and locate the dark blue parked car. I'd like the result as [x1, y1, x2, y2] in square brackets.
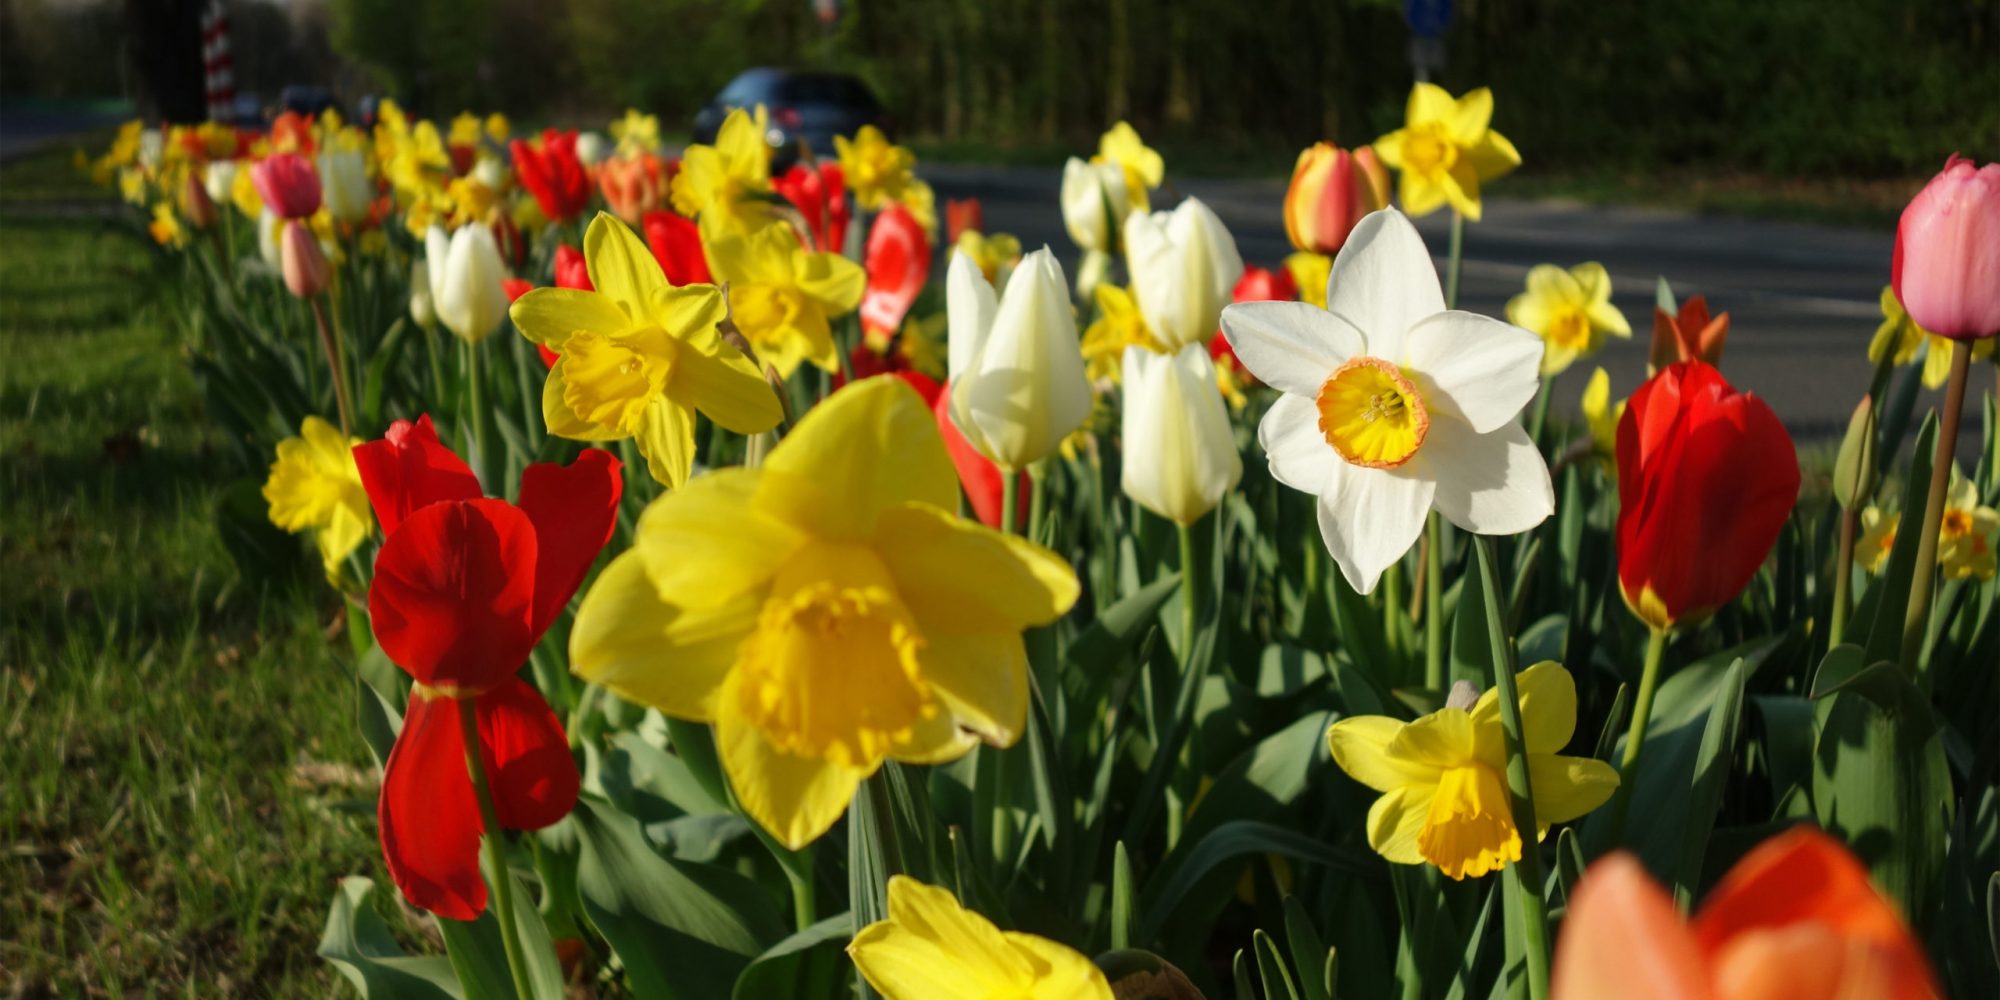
[691, 68, 889, 168]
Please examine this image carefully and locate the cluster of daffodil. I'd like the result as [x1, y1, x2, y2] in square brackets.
[91, 84, 1997, 1000]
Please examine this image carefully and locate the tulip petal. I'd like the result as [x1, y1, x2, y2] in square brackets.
[584, 211, 668, 317]
[1551, 855, 1710, 1000]
[760, 376, 958, 540]
[1327, 715, 1443, 793]
[1220, 299, 1363, 396]
[1402, 310, 1543, 433]
[1315, 459, 1435, 595]
[352, 415, 483, 536]
[1259, 393, 1342, 494]
[516, 447, 622, 636]
[569, 549, 760, 721]
[946, 250, 997, 380]
[1419, 418, 1554, 538]
[1325, 210, 1446, 361]
[1526, 753, 1620, 827]
[369, 498, 537, 690]
[1365, 785, 1433, 865]
[715, 683, 867, 849]
[476, 676, 581, 830]
[379, 689, 485, 920]
[509, 287, 632, 347]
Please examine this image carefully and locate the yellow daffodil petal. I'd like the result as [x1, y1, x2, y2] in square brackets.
[715, 683, 867, 849]
[634, 393, 698, 488]
[1527, 753, 1621, 827]
[1406, 83, 1457, 127]
[797, 249, 866, 313]
[1448, 88, 1495, 147]
[850, 876, 1111, 1000]
[912, 632, 1031, 749]
[1389, 707, 1477, 768]
[648, 281, 729, 343]
[1398, 170, 1449, 218]
[1472, 661, 1577, 760]
[889, 708, 982, 766]
[1004, 933, 1117, 999]
[634, 466, 804, 611]
[716, 107, 771, 183]
[1365, 785, 1433, 865]
[671, 330, 784, 435]
[758, 377, 958, 540]
[583, 211, 667, 314]
[1328, 715, 1445, 793]
[510, 287, 633, 346]
[873, 504, 1079, 635]
[540, 357, 627, 441]
[568, 550, 760, 721]
[1468, 129, 1522, 182]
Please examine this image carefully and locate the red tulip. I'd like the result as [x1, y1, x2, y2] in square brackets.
[511, 129, 592, 223]
[490, 211, 527, 268]
[860, 203, 931, 338]
[909, 373, 1025, 531]
[1894, 154, 2000, 340]
[268, 111, 316, 155]
[641, 210, 712, 286]
[501, 277, 534, 303]
[946, 197, 983, 246]
[1616, 361, 1798, 629]
[1212, 264, 1299, 382]
[554, 244, 594, 292]
[353, 416, 620, 919]
[774, 161, 850, 253]
[1554, 827, 1939, 1000]
[251, 153, 322, 220]
[1649, 295, 1730, 372]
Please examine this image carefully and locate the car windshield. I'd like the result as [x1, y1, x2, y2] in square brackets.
[775, 74, 875, 108]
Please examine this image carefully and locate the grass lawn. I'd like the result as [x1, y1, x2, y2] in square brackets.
[0, 147, 384, 997]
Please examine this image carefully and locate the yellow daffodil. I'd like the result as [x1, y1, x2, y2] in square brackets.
[953, 229, 1022, 285]
[899, 178, 939, 237]
[569, 377, 1080, 846]
[510, 212, 783, 488]
[1372, 84, 1521, 221]
[849, 876, 1112, 1000]
[447, 112, 484, 149]
[1940, 473, 1999, 581]
[610, 108, 661, 157]
[671, 106, 773, 233]
[1506, 263, 1630, 376]
[1079, 284, 1167, 383]
[118, 167, 147, 205]
[1858, 507, 1899, 575]
[1284, 251, 1330, 309]
[484, 113, 510, 143]
[263, 416, 372, 584]
[229, 164, 264, 219]
[836, 124, 916, 211]
[1093, 121, 1164, 213]
[705, 214, 866, 378]
[147, 203, 187, 248]
[1580, 367, 1625, 475]
[862, 313, 949, 381]
[1869, 285, 1995, 389]
[1327, 662, 1617, 880]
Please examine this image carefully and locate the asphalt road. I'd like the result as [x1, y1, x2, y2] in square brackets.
[923, 163, 1906, 442]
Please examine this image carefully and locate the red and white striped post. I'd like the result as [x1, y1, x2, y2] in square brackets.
[200, 0, 235, 122]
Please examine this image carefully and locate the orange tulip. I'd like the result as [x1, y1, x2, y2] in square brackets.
[1649, 295, 1730, 372]
[598, 152, 672, 224]
[1282, 142, 1389, 256]
[1553, 827, 1939, 1000]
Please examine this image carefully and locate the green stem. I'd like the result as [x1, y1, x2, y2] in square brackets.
[423, 322, 449, 422]
[309, 296, 356, 436]
[1178, 522, 1201, 659]
[456, 697, 535, 1000]
[1901, 339, 1972, 669]
[1829, 507, 1857, 648]
[1473, 536, 1550, 1000]
[1001, 468, 1020, 536]
[1027, 460, 1048, 544]
[1609, 626, 1670, 843]
[466, 337, 495, 492]
[1424, 514, 1445, 690]
[1445, 210, 1465, 310]
[1528, 375, 1554, 449]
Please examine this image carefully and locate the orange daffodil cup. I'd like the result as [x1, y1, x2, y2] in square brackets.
[567, 377, 1080, 848]
[1219, 208, 1554, 594]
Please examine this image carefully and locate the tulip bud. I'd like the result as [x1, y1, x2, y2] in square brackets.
[203, 160, 236, 206]
[280, 219, 331, 298]
[946, 247, 1093, 470]
[1120, 343, 1243, 526]
[409, 261, 435, 328]
[1893, 155, 2000, 340]
[181, 172, 217, 230]
[1060, 157, 1128, 253]
[250, 152, 323, 220]
[574, 131, 610, 167]
[257, 208, 283, 270]
[425, 224, 510, 343]
[317, 148, 373, 224]
[1123, 196, 1244, 351]
[1283, 143, 1390, 256]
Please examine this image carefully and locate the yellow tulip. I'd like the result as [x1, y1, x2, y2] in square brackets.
[849, 876, 1112, 1000]
[1505, 263, 1631, 376]
[263, 416, 372, 584]
[1869, 285, 1996, 389]
[1327, 662, 1617, 880]
[569, 378, 1079, 847]
[510, 212, 783, 488]
[705, 216, 866, 378]
[1372, 84, 1521, 221]
[1092, 121, 1164, 213]
[671, 106, 773, 234]
[836, 124, 916, 211]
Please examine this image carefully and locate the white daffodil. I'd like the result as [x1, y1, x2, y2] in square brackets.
[947, 247, 1094, 471]
[1123, 196, 1243, 352]
[1220, 208, 1553, 594]
[1121, 343, 1242, 526]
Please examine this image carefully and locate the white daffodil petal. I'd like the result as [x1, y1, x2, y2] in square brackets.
[1420, 418, 1554, 535]
[1315, 461, 1435, 595]
[1325, 209, 1444, 360]
[1402, 310, 1544, 433]
[1258, 393, 1340, 494]
[1219, 300, 1362, 396]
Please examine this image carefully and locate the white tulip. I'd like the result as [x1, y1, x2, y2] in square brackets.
[946, 247, 1093, 471]
[575, 131, 610, 167]
[409, 261, 435, 329]
[1060, 157, 1128, 253]
[204, 159, 236, 205]
[1123, 196, 1243, 352]
[471, 153, 507, 193]
[1120, 343, 1243, 526]
[1220, 209, 1553, 594]
[137, 129, 163, 169]
[317, 148, 373, 224]
[257, 208, 282, 269]
[425, 224, 510, 343]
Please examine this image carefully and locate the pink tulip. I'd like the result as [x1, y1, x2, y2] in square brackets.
[280, 220, 330, 298]
[1893, 155, 2000, 340]
[252, 153, 323, 220]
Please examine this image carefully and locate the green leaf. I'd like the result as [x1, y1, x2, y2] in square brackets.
[1280, 896, 1332, 1000]
[1673, 658, 1746, 907]
[1654, 276, 1677, 315]
[1066, 572, 1183, 673]
[731, 913, 854, 1000]
[357, 675, 401, 773]
[435, 857, 567, 1000]
[570, 796, 785, 999]
[1256, 644, 1330, 699]
[1254, 929, 1303, 1000]
[1111, 841, 1136, 951]
[1811, 690, 1952, 923]
[1137, 819, 1377, 943]
[1861, 413, 1937, 666]
[317, 877, 461, 999]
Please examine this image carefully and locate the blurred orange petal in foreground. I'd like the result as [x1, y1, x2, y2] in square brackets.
[1552, 827, 1939, 1000]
